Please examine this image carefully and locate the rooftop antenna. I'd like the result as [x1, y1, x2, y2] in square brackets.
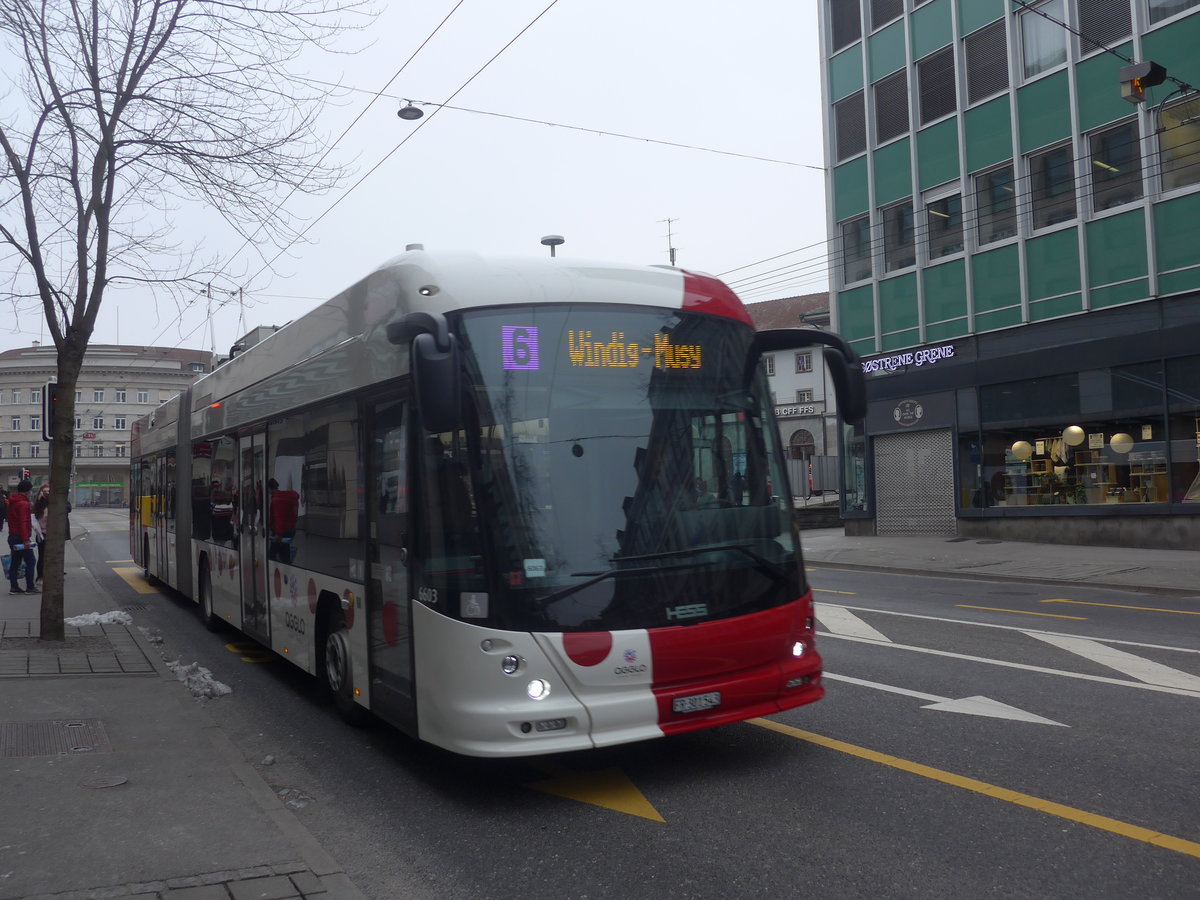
[659, 218, 678, 266]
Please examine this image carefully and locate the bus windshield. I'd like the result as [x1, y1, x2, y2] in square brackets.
[425, 303, 802, 633]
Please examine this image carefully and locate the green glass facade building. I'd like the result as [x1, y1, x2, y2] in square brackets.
[821, 0, 1200, 548]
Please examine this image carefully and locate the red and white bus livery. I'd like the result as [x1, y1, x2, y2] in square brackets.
[131, 247, 864, 757]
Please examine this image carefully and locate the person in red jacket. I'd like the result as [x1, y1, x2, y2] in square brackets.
[7, 480, 37, 594]
[267, 477, 299, 563]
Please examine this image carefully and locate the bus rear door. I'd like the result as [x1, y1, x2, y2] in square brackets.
[239, 431, 269, 642]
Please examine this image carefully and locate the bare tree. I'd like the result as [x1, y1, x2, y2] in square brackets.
[0, 0, 369, 641]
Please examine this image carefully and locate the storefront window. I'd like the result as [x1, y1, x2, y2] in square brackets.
[978, 366, 1190, 507]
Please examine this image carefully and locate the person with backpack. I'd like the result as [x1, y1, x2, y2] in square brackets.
[7, 480, 37, 594]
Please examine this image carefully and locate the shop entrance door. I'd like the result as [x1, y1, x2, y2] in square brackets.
[874, 428, 956, 536]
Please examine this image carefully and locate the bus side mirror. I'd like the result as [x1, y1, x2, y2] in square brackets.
[387, 312, 463, 433]
[747, 328, 866, 425]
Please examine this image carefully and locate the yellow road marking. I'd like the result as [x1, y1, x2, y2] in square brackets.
[814, 588, 857, 595]
[112, 567, 159, 595]
[106, 559, 135, 564]
[224, 641, 274, 663]
[526, 763, 664, 822]
[957, 604, 1086, 620]
[1043, 599, 1200, 616]
[749, 718, 1200, 860]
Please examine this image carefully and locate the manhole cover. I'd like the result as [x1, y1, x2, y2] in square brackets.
[0, 719, 113, 758]
[80, 775, 128, 789]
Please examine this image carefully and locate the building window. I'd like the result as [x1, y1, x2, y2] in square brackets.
[874, 70, 910, 143]
[0, 446, 4, 458]
[115, 389, 127, 403]
[1159, 96, 1200, 191]
[1090, 120, 1142, 211]
[841, 215, 874, 283]
[30, 389, 40, 403]
[965, 21, 1009, 104]
[74, 417, 82, 429]
[10, 443, 20, 458]
[1020, 0, 1067, 79]
[93, 417, 104, 430]
[190, 362, 206, 373]
[917, 46, 956, 125]
[11, 390, 20, 404]
[1078, 0, 1130, 54]
[92, 444, 105, 458]
[30, 444, 40, 459]
[115, 443, 127, 458]
[1149, 0, 1200, 23]
[797, 389, 814, 403]
[1031, 143, 1077, 228]
[926, 194, 964, 258]
[30, 415, 40, 432]
[976, 164, 1017, 244]
[114, 416, 127, 430]
[765, 356, 776, 377]
[93, 389, 104, 402]
[10, 417, 19, 431]
[882, 201, 916, 271]
[869, 0, 902, 31]
[834, 91, 867, 161]
[830, 0, 862, 52]
[74, 390, 82, 402]
[137, 389, 150, 403]
[796, 352, 813, 374]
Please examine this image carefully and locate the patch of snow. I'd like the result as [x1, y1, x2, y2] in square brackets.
[165, 658, 233, 700]
[64, 611, 133, 626]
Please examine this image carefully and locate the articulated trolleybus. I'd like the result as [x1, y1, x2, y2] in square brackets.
[131, 248, 865, 757]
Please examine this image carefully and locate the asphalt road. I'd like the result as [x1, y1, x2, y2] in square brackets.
[73, 509, 1200, 899]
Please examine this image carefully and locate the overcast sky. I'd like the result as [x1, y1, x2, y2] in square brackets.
[4, 0, 830, 356]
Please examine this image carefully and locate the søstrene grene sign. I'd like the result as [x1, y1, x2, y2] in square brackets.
[861, 343, 956, 374]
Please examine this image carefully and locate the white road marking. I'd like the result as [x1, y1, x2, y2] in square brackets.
[817, 632, 1200, 699]
[818, 603, 1200, 655]
[815, 606, 891, 642]
[824, 672, 1067, 726]
[1026, 632, 1200, 692]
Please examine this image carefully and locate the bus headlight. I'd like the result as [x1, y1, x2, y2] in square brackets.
[501, 655, 522, 675]
[526, 678, 552, 700]
[792, 641, 808, 658]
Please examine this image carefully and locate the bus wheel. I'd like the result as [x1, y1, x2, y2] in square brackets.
[198, 560, 220, 632]
[321, 612, 370, 727]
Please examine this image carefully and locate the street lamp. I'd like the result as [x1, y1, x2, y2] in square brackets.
[540, 235, 564, 257]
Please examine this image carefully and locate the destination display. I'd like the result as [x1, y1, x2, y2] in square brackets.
[501, 323, 703, 372]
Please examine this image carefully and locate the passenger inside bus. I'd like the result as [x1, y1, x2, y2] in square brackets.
[268, 477, 300, 562]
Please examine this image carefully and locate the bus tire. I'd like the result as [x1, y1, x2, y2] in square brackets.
[198, 559, 220, 632]
[321, 611, 370, 727]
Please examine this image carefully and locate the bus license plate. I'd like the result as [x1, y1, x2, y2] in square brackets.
[672, 691, 721, 714]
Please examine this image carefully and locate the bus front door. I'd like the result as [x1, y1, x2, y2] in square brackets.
[239, 432, 269, 642]
[366, 398, 415, 733]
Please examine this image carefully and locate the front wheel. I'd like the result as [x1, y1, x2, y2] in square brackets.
[321, 613, 370, 727]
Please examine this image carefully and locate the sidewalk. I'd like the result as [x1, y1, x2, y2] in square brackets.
[800, 527, 1200, 598]
[0, 539, 367, 900]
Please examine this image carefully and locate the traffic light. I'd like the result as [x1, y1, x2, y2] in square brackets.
[42, 381, 57, 441]
[21, 469, 30, 481]
[1119, 61, 1166, 104]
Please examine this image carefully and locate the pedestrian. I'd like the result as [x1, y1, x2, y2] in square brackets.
[32, 483, 50, 585]
[7, 480, 37, 594]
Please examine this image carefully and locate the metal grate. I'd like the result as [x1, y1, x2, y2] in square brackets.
[835, 91, 866, 161]
[965, 20, 1009, 104]
[0, 719, 113, 758]
[874, 71, 910, 143]
[874, 428, 956, 536]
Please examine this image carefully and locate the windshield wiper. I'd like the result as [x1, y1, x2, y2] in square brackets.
[612, 544, 790, 582]
[537, 562, 701, 606]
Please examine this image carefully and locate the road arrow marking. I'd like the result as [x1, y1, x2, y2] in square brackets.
[525, 764, 665, 822]
[824, 672, 1067, 726]
[1027, 633, 1200, 691]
